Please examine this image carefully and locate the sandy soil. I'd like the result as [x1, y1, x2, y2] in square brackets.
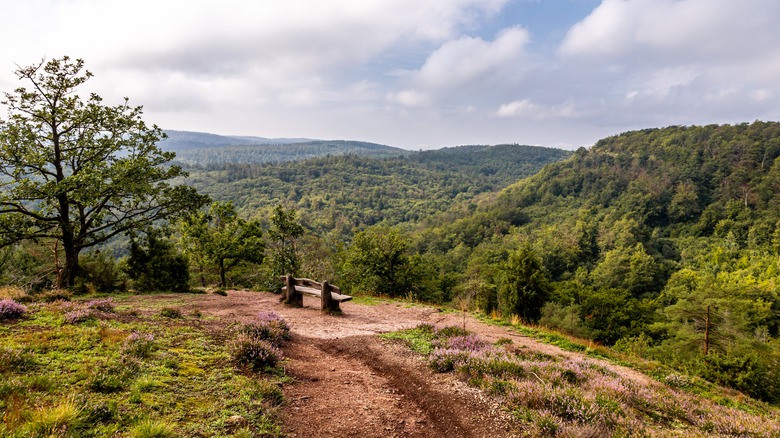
[132, 290, 655, 437]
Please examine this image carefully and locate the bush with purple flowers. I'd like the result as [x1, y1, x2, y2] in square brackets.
[86, 298, 115, 313]
[65, 309, 94, 324]
[230, 333, 283, 371]
[122, 331, 156, 358]
[0, 299, 27, 321]
[240, 311, 291, 347]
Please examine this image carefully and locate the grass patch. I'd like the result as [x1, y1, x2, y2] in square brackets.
[380, 324, 437, 354]
[0, 294, 286, 437]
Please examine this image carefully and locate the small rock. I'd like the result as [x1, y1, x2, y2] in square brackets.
[226, 415, 248, 428]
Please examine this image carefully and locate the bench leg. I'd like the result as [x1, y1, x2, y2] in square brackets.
[321, 281, 342, 314]
[284, 275, 303, 307]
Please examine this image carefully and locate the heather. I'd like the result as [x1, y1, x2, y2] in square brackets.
[0, 299, 27, 321]
[388, 324, 780, 437]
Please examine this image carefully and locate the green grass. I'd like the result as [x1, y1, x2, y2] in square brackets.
[0, 296, 285, 437]
[380, 324, 437, 355]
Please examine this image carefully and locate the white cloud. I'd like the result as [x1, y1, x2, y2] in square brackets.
[390, 26, 531, 110]
[560, 0, 780, 63]
[497, 99, 535, 117]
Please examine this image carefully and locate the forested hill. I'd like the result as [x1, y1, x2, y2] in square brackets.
[160, 130, 409, 165]
[411, 121, 780, 402]
[490, 121, 780, 235]
[181, 143, 570, 234]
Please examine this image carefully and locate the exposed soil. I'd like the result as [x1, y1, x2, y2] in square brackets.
[129, 290, 656, 437]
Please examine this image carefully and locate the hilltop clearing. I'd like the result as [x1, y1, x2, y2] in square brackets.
[129, 291, 780, 437]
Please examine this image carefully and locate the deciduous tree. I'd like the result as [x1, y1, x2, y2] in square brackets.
[0, 57, 206, 288]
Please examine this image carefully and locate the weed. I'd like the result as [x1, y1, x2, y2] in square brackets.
[231, 427, 253, 438]
[0, 299, 27, 321]
[495, 337, 513, 346]
[159, 307, 182, 318]
[213, 289, 228, 296]
[129, 418, 177, 438]
[250, 380, 285, 407]
[0, 286, 26, 300]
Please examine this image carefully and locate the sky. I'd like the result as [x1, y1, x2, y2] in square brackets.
[1, 0, 780, 150]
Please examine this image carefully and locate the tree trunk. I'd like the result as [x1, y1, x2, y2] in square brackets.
[59, 215, 79, 289]
[60, 241, 80, 289]
[219, 258, 226, 288]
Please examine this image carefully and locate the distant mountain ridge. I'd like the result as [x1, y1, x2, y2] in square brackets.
[159, 130, 408, 165]
[160, 130, 315, 150]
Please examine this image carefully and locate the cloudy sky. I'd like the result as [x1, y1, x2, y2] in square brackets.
[2, 0, 780, 150]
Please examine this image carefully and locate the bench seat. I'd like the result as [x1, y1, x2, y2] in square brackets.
[282, 286, 353, 303]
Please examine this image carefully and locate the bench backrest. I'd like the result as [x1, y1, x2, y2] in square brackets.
[287, 276, 342, 294]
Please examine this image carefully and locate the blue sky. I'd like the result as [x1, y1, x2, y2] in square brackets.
[2, 0, 779, 150]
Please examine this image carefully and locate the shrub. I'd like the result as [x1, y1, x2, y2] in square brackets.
[159, 307, 182, 318]
[429, 348, 470, 372]
[0, 299, 27, 320]
[442, 334, 490, 352]
[241, 311, 291, 346]
[231, 333, 283, 371]
[122, 332, 156, 358]
[74, 251, 128, 294]
[65, 309, 94, 324]
[127, 232, 190, 293]
[86, 298, 115, 312]
[434, 325, 469, 339]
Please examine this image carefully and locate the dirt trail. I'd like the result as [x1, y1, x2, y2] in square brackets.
[140, 290, 656, 437]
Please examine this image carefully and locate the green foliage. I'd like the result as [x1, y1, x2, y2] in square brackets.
[0, 56, 207, 288]
[74, 250, 128, 294]
[267, 205, 304, 280]
[338, 227, 414, 297]
[498, 246, 550, 322]
[127, 232, 190, 293]
[179, 201, 265, 288]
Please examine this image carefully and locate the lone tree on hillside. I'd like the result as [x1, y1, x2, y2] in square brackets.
[0, 56, 207, 288]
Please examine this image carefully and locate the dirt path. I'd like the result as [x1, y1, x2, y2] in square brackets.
[133, 290, 656, 437]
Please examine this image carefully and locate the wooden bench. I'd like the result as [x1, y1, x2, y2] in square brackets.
[281, 275, 352, 313]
